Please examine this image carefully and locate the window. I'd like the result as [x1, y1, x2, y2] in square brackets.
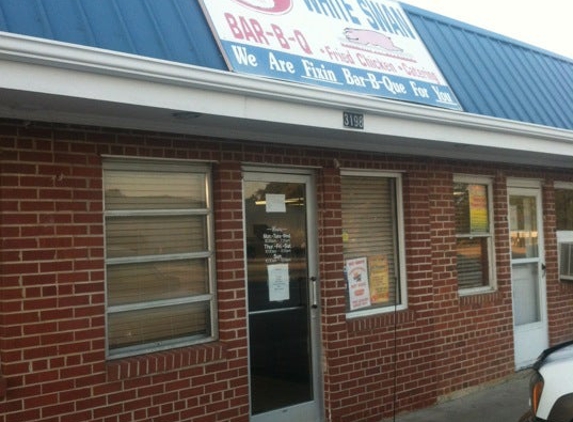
[555, 183, 573, 280]
[341, 171, 406, 316]
[454, 175, 495, 291]
[103, 159, 217, 358]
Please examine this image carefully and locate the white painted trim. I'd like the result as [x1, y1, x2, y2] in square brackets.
[454, 174, 493, 185]
[507, 178, 543, 189]
[508, 184, 549, 369]
[1, 32, 573, 166]
[554, 181, 573, 190]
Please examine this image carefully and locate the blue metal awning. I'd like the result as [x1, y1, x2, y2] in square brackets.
[0, 0, 226, 69]
[1, 0, 572, 130]
[402, 3, 573, 130]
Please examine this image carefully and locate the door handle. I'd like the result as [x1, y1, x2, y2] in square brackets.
[310, 277, 318, 309]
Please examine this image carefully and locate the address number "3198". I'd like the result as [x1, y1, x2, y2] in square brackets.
[343, 111, 364, 130]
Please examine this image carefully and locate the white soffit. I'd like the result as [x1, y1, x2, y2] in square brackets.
[1, 32, 573, 167]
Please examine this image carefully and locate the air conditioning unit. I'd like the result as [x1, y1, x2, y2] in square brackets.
[557, 232, 573, 281]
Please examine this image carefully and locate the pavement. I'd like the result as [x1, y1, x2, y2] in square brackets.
[383, 370, 532, 422]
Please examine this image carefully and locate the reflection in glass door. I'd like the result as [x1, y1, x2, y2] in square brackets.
[509, 185, 548, 369]
[243, 171, 321, 422]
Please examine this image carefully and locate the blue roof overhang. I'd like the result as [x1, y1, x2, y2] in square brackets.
[2, 31, 573, 169]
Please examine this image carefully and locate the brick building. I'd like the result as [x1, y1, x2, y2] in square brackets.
[1, 1, 573, 422]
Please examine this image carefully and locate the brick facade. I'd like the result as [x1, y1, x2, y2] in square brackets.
[2, 119, 573, 422]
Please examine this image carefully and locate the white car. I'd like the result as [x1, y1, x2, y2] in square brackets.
[520, 341, 573, 422]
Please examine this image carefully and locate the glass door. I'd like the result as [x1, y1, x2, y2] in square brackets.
[243, 171, 321, 422]
[509, 184, 548, 369]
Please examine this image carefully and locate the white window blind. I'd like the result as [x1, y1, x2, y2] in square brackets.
[341, 173, 403, 314]
[104, 159, 216, 358]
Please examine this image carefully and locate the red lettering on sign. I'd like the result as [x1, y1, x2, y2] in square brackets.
[224, 13, 270, 45]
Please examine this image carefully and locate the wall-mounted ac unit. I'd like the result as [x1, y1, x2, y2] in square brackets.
[557, 232, 573, 281]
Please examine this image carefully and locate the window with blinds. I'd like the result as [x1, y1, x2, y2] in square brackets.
[341, 172, 406, 316]
[103, 159, 216, 358]
[454, 175, 495, 291]
[555, 185, 573, 281]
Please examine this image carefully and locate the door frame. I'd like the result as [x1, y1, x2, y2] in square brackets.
[507, 178, 549, 369]
[242, 166, 323, 422]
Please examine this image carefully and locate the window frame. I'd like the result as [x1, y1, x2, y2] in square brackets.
[103, 157, 218, 359]
[454, 174, 497, 295]
[554, 181, 573, 281]
[341, 170, 408, 318]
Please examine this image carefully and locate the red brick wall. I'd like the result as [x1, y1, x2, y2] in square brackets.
[0, 126, 250, 422]
[428, 169, 515, 397]
[1, 119, 573, 422]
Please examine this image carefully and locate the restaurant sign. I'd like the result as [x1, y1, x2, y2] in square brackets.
[200, 0, 462, 110]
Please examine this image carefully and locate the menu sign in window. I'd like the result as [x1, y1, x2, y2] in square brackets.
[263, 226, 291, 263]
[469, 184, 488, 233]
[200, 0, 462, 110]
[346, 257, 371, 310]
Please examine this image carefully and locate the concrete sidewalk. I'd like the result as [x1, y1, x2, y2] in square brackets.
[384, 370, 531, 422]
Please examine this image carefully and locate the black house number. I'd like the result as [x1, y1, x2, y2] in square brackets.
[343, 111, 364, 130]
